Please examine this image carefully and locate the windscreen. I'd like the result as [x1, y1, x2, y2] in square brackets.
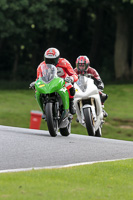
[39, 64, 57, 83]
[76, 75, 87, 92]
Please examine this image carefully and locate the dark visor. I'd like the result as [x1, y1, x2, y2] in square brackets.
[45, 58, 56, 65]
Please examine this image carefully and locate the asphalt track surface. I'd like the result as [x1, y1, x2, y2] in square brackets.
[0, 125, 133, 172]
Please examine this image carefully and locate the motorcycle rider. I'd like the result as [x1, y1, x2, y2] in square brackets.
[32, 47, 78, 115]
[74, 55, 108, 117]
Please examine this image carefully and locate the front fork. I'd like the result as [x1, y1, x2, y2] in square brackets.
[54, 102, 60, 120]
[79, 100, 84, 124]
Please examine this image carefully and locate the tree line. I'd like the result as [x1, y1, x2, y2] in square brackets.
[0, 0, 133, 82]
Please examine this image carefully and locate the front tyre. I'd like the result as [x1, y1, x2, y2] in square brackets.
[83, 107, 95, 136]
[45, 103, 58, 137]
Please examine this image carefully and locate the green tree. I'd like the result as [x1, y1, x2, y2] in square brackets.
[114, 0, 133, 79]
[1, 0, 133, 82]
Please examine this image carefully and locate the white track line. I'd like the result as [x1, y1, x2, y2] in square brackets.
[0, 158, 132, 173]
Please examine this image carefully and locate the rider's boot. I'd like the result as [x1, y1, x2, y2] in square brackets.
[76, 118, 79, 123]
[100, 92, 108, 118]
[69, 98, 76, 115]
[42, 114, 46, 119]
[102, 105, 108, 118]
[100, 92, 108, 104]
[103, 109, 108, 118]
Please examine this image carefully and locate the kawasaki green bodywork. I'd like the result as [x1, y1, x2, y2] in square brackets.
[35, 76, 69, 112]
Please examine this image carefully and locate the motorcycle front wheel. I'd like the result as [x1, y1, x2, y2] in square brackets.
[83, 107, 95, 136]
[45, 103, 58, 137]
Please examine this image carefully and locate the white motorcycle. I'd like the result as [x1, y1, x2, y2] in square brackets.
[74, 74, 104, 137]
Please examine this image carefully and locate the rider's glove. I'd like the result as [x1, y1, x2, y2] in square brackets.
[65, 76, 74, 83]
[98, 84, 104, 91]
[87, 73, 94, 78]
[29, 81, 35, 89]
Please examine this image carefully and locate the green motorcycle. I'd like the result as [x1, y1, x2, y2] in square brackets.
[33, 64, 72, 137]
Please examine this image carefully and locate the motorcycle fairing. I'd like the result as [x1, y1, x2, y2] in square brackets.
[75, 78, 99, 98]
[35, 77, 69, 112]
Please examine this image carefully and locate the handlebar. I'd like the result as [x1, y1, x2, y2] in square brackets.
[78, 73, 94, 78]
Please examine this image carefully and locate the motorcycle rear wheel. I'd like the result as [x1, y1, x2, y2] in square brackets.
[59, 123, 71, 136]
[45, 103, 58, 137]
[83, 107, 95, 136]
[95, 127, 102, 137]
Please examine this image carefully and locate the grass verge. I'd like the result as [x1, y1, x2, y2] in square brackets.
[0, 159, 132, 200]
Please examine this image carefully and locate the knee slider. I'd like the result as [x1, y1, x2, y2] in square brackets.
[100, 93, 108, 103]
[69, 87, 75, 96]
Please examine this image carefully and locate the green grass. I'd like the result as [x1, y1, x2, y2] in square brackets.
[0, 84, 133, 141]
[0, 159, 132, 200]
[103, 84, 133, 141]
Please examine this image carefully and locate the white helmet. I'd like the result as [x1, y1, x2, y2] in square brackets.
[44, 47, 60, 65]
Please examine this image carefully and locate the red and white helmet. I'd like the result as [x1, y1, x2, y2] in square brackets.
[76, 56, 90, 72]
[44, 47, 60, 65]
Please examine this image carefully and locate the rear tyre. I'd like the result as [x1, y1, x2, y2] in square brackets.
[45, 103, 58, 137]
[95, 127, 102, 137]
[60, 123, 71, 136]
[83, 107, 95, 136]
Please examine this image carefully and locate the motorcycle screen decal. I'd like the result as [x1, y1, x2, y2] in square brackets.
[39, 84, 45, 87]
